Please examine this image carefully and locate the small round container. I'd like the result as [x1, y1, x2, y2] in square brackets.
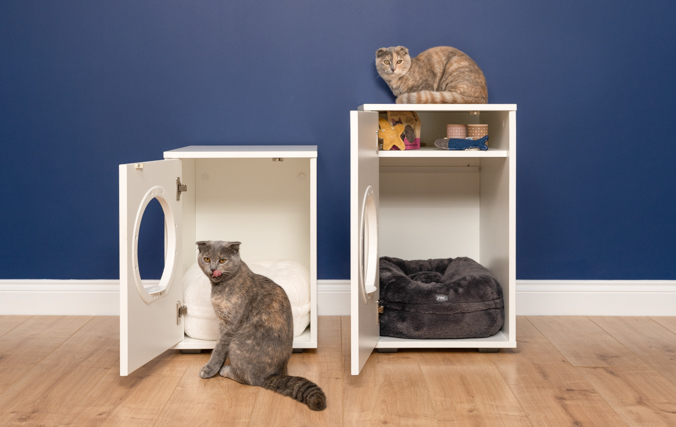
[467, 124, 488, 140]
[446, 124, 467, 139]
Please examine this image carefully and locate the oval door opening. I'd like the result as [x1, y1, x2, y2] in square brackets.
[132, 187, 178, 304]
[137, 198, 165, 287]
[359, 186, 378, 303]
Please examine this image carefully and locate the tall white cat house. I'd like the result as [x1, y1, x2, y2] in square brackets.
[119, 146, 318, 376]
[350, 104, 517, 375]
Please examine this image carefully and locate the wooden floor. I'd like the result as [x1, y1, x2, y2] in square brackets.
[1, 316, 676, 426]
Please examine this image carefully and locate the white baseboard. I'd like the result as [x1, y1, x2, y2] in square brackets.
[516, 280, 676, 316]
[316, 281, 351, 316]
[1, 280, 675, 316]
[0, 280, 120, 316]
[0, 279, 353, 316]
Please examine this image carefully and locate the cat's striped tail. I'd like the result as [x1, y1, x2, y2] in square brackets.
[262, 374, 327, 411]
[396, 91, 487, 104]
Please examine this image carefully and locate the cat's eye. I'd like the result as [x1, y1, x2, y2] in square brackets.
[383, 60, 390, 65]
[204, 257, 210, 263]
[219, 259, 226, 264]
[397, 59, 403, 64]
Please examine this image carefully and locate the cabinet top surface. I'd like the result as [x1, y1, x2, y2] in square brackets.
[164, 145, 318, 159]
[358, 103, 517, 112]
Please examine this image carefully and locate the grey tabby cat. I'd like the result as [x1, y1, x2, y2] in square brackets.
[196, 240, 326, 411]
[376, 46, 488, 104]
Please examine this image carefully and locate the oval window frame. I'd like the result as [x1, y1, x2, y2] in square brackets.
[131, 186, 178, 304]
[359, 186, 378, 304]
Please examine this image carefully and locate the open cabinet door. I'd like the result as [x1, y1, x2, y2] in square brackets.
[119, 159, 184, 376]
[350, 110, 380, 375]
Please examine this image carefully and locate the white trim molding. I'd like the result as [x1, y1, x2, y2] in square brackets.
[0, 279, 354, 316]
[316, 280, 351, 316]
[516, 280, 676, 316]
[1, 279, 675, 316]
[0, 280, 120, 316]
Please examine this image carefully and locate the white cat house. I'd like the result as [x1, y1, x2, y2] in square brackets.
[119, 146, 317, 376]
[350, 104, 517, 375]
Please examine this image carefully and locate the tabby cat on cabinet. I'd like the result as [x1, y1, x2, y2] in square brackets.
[376, 45, 488, 104]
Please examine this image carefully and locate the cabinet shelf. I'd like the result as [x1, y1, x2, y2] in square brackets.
[378, 147, 508, 158]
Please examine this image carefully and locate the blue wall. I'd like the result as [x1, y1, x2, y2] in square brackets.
[1, 0, 675, 280]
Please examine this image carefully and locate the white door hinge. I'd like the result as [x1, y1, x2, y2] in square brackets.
[176, 178, 188, 201]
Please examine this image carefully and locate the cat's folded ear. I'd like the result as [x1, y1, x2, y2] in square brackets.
[376, 48, 388, 57]
[226, 241, 242, 253]
[196, 241, 209, 250]
[395, 46, 409, 56]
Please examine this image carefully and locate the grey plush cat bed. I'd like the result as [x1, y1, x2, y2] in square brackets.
[379, 256, 504, 339]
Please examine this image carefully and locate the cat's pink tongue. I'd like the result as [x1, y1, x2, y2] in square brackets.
[212, 270, 222, 278]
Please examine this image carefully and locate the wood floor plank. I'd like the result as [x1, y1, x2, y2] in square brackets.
[493, 317, 628, 427]
[342, 347, 380, 427]
[340, 316, 350, 373]
[342, 344, 438, 425]
[590, 317, 676, 386]
[341, 315, 387, 426]
[527, 316, 646, 367]
[153, 352, 259, 427]
[0, 315, 91, 396]
[418, 350, 531, 426]
[580, 366, 676, 427]
[288, 315, 342, 374]
[0, 316, 119, 426]
[0, 315, 31, 338]
[340, 316, 386, 426]
[341, 316, 437, 427]
[498, 317, 568, 364]
[651, 316, 676, 335]
[416, 347, 497, 368]
[370, 355, 438, 427]
[60, 350, 193, 427]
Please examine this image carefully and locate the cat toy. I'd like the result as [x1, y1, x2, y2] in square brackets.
[378, 117, 407, 151]
[434, 135, 489, 151]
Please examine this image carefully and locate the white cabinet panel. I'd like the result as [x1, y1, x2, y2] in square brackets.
[119, 159, 184, 376]
[350, 111, 381, 375]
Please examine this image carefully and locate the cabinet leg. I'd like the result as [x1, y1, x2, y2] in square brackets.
[180, 349, 202, 354]
[292, 348, 304, 353]
[376, 348, 399, 353]
[478, 348, 500, 353]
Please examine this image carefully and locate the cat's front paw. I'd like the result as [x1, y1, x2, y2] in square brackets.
[199, 364, 219, 379]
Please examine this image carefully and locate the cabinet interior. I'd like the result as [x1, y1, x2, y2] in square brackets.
[413, 110, 511, 150]
[168, 153, 316, 349]
[179, 157, 312, 275]
[374, 107, 515, 347]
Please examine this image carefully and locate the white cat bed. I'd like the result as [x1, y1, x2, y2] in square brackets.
[183, 259, 311, 340]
